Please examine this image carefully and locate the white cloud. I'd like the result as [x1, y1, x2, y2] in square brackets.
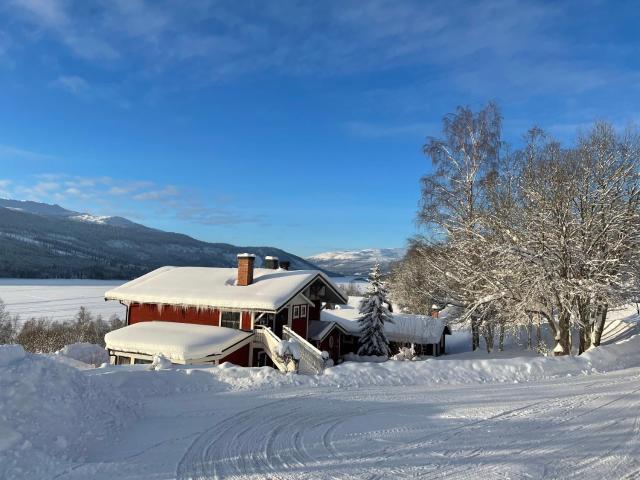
[133, 185, 179, 201]
[4, 173, 264, 227]
[52, 75, 89, 95]
[3, 0, 633, 106]
[0, 144, 54, 161]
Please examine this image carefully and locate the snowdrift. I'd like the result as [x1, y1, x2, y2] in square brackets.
[86, 331, 640, 397]
[0, 345, 133, 480]
[54, 342, 109, 367]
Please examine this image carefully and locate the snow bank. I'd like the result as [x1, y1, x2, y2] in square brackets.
[0, 345, 133, 479]
[88, 332, 640, 398]
[55, 342, 109, 367]
[319, 333, 640, 388]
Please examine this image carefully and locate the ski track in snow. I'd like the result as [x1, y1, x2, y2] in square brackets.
[167, 372, 640, 480]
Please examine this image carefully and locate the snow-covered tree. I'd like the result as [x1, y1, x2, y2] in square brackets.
[358, 264, 393, 357]
[391, 104, 640, 356]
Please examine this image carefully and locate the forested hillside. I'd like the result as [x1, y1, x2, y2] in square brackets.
[0, 202, 320, 279]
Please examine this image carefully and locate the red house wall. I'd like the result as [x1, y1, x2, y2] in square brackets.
[128, 303, 220, 326]
[292, 317, 308, 339]
[319, 330, 341, 363]
[220, 343, 250, 367]
[241, 312, 252, 330]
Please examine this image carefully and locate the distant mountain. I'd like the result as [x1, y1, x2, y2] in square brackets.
[307, 248, 406, 276]
[0, 198, 324, 279]
[0, 199, 143, 229]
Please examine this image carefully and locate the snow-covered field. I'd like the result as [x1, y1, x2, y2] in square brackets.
[0, 279, 125, 323]
[2, 308, 640, 479]
[0, 277, 367, 324]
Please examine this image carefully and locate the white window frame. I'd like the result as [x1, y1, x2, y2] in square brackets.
[221, 311, 241, 329]
[293, 305, 300, 318]
[301, 305, 307, 317]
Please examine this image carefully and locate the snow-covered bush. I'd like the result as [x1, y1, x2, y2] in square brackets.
[0, 299, 19, 344]
[149, 353, 172, 370]
[15, 307, 124, 353]
[392, 345, 417, 361]
[55, 342, 109, 367]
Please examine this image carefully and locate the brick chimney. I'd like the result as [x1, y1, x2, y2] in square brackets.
[264, 256, 279, 269]
[237, 253, 256, 286]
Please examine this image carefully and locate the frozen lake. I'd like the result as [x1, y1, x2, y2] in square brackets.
[0, 279, 126, 323]
[0, 276, 363, 324]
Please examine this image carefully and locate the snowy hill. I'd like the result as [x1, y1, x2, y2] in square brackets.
[3, 306, 640, 479]
[0, 198, 323, 279]
[307, 247, 405, 275]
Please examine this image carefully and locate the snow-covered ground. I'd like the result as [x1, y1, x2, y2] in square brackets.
[0, 279, 125, 323]
[2, 307, 640, 479]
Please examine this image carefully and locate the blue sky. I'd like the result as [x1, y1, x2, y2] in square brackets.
[0, 1, 639, 256]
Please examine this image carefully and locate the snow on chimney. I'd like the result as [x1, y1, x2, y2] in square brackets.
[264, 256, 279, 270]
[237, 253, 256, 286]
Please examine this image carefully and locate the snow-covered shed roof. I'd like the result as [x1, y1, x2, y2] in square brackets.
[105, 266, 346, 312]
[307, 320, 350, 342]
[105, 321, 252, 362]
[320, 296, 450, 344]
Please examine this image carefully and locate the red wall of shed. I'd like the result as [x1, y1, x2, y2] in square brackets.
[319, 329, 341, 363]
[220, 343, 250, 367]
[128, 303, 220, 326]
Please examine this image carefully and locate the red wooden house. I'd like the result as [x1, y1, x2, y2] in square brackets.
[104, 254, 450, 373]
[104, 254, 348, 372]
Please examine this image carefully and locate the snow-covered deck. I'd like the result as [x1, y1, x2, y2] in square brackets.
[104, 321, 253, 363]
[104, 266, 345, 311]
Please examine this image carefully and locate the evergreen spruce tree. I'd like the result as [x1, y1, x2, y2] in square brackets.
[358, 263, 393, 357]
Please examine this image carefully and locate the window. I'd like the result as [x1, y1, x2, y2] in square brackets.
[293, 305, 300, 318]
[221, 311, 241, 329]
[301, 305, 307, 317]
[116, 355, 131, 365]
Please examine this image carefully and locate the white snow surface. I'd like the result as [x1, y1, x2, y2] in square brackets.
[105, 266, 345, 311]
[322, 296, 447, 343]
[105, 321, 253, 361]
[3, 306, 640, 479]
[0, 345, 134, 479]
[0, 279, 125, 324]
[70, 214, 111, 224]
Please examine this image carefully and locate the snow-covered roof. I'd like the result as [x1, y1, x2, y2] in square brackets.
[307, 320, 348, 342]
[105, 266, 346, 312]
[105, 321, 253, 362]
[320, 296, 449, 344]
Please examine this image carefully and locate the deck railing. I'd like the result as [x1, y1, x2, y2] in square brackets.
[253, 326, 292, 373]
[282, 325, 327, 375]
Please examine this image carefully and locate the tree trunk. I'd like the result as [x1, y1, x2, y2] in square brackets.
[471, 317, 480, 351]
[592, 303, 608, 347]
[498, 321, 505, 352]
[484, 323, 494, 353]
[536, 318, 544, 353]
[527, 316, 533, 350]
[554, 311, 571, 356]
[578, 299, 592, 355]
